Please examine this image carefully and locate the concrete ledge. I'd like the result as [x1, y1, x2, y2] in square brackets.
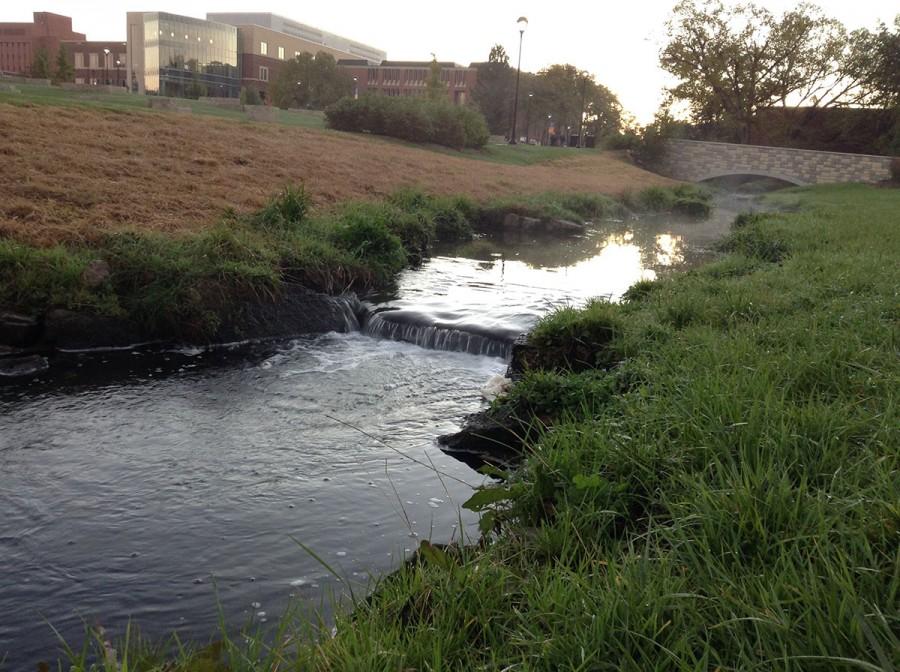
[60, 83, 130, 95]
[199, 96, 242, 109]
[244, 104, 278, 122]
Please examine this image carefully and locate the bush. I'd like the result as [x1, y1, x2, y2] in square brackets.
[325, 95, 490, 149]
[890, 157, 900, 182]
[240, 86, 260, 106]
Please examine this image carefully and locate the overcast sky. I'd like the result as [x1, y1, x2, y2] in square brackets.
[7, 0, 896, 122]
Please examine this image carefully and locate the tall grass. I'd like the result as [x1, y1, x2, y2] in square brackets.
[1, 185, 699, 343]
[310, 184, 899, 670]
[41, 184, 900, 669]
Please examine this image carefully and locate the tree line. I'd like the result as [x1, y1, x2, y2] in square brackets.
[471, 45, 625, 145]
[658, 0, 899, 153]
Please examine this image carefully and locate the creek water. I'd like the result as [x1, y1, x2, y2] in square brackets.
[0, 200, 746, 667]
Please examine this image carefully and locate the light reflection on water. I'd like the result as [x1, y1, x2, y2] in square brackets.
[0, 204, 743, 667]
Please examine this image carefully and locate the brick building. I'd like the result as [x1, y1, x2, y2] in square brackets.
[207, 13, 384, 100]
[63, 41, 128, 86]
[337, 60, 478, 105]
[0, 12, 84, 76]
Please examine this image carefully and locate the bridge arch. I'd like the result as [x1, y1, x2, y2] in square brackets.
[694, 170, 806, 187]
[655, 139, 892, 186]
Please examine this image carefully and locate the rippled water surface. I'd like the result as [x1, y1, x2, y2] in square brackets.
[0, 205, 743, 667]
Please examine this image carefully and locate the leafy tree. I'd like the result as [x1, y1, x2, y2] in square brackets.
[488, 44, 509, 65]
[844, 17, 900, 109]
[660, 0, 850, 143]
[426, 56, 446, 101]
[53, 44, 73, 83]
[31, 47, 50, 79]
[472, 45, 515, 134]
[269, 51, 352, 110]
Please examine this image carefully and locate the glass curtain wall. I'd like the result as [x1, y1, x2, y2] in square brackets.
[142, 13, 239, 98]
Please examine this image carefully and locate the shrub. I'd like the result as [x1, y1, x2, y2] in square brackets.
[890, 157, 900, 182]
[325, 95, 490, 149]
[240, 86, 260, 106]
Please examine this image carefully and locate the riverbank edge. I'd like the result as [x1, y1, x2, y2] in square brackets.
[323, 183, 896, 670]
[32, 184, 899, 668]
[0, 185, 710, 379]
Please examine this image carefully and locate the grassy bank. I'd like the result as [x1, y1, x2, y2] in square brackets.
[41, 184, 898, 669]
[0, 101, 675, 246]
[325, 184, 897, 671]
[0, 185, 706, 343]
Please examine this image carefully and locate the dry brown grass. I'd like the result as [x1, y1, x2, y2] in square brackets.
[0, 103, 675, 246]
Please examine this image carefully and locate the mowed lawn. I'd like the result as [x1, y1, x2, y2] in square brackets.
[0, 93, 672, 246]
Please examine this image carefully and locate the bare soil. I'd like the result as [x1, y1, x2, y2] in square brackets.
[0, 103, 675, 246]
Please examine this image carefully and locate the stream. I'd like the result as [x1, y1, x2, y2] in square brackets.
[0, 199, 749, 667]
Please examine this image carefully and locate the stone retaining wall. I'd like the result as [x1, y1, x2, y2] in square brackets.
[657, 139, 893, 185]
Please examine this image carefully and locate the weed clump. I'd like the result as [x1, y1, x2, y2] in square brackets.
[525, 299, 624, 371]
[719, 219, 790, 262]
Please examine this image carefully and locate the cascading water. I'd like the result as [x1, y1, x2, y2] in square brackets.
[361, 310, 516, 359]
[0, 204, 744, 668]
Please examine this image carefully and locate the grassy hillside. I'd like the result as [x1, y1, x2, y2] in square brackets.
[0, 92, 672, 247]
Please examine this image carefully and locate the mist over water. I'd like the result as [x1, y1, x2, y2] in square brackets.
[0, 201, 747, 667]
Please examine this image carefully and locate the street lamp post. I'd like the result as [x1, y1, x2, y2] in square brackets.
[544, 113, 551, 146]
[524, 92, 533, 144]
[115, 59, 121, 87]
[509, 16, 528, 145]
[103, 48, 110, 86]
[352, 76, 358, 100]
[578, 74, 588, 148]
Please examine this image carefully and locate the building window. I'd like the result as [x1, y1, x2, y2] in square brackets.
[74, 52, 84, 69]
[259, 66, 269, 82]
[89, 52, 99, 69]
[260, 41, 267, 56]
[278, 46, 284, 60]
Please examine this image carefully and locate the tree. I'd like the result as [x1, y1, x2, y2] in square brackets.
[844, 17, 900, 109]
[269, 51, 352, 110]
[472, 45, 515, 134]
[660, 0, 850, 143]
[53, 44, 73, 83]
[488, 44, 509, 65]
[31, 47, 50, 79]
[426, 56, 446, 101]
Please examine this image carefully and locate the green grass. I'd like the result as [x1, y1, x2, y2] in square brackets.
[0, 80, 326, 129]
[450, 142, 580, 166]
[40, 184, 900, 670]
[0, 186, 456, 341]
[1, 186, 698, 344]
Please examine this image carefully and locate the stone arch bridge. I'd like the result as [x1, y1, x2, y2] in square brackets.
[656, 139, 894, 185]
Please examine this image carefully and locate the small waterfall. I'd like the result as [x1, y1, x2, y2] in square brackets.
[362, 311, 513, 359]
[334, 295, 363, 333]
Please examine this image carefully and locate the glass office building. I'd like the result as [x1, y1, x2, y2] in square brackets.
[126, 12, 239, 98]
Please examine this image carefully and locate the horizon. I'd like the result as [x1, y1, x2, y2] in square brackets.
[4, 0, 896, 122]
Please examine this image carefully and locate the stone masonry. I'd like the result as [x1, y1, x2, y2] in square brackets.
[656, 139, 894, 185]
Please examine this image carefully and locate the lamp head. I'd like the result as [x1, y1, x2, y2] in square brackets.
[517, 16, 528, 33]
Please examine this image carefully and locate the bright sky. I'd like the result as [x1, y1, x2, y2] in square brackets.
[7, 0, 896, 122]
